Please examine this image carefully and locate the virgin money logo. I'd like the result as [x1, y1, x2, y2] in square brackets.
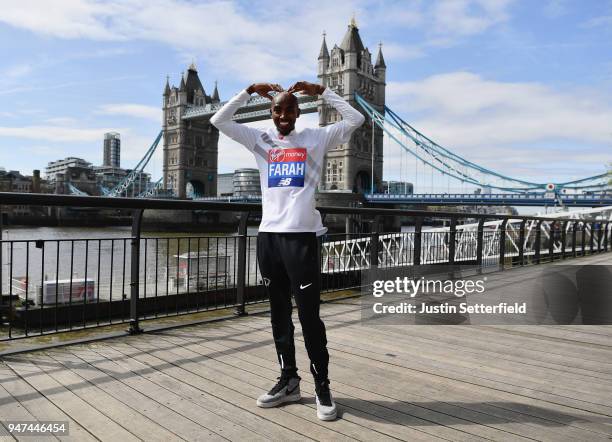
[269, 149, 285, 162]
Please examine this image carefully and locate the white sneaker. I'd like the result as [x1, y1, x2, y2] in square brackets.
[256, 376, 301, 408]
[315, 380, 337, 421]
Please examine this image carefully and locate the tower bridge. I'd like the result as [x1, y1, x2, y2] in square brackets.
[87, 19, 609, 206]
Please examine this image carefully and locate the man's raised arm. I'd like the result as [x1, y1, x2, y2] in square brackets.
[287, 81, 365, 149]
[210, 83, 283, 152]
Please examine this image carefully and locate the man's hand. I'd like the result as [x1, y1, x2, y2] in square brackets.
[246, 83, 284, 100]
[287, 81, 325, 96]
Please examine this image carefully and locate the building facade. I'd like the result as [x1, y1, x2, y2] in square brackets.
[317, 19, 386, 193]
[45, 157, 92, 183]
[103, 132, 121, 168]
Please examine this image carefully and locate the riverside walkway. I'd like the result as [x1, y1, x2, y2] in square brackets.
[1, 254, 611, 441]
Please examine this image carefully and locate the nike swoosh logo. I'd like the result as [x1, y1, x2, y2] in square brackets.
[286, 384, 299, 394]
[300, 283, 313, 290]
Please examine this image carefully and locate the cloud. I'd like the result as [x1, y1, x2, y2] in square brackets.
[0, 124, 121, 142]
[430, 0, 514, 39]
[0, 1, 513, 83]
[384, 72, 612, 181]
[543, 0, 569, 18]
[97, 104, 161, 122]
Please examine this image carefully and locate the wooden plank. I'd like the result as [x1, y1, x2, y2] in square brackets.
[109, 338, 391, 442]
[122, 334, 448, 442]
[0, 362, 95, 442]
[329, 318, 612, 403]
[0, 380, 52, 441]
[81, 341, 312, 442]
[66, 343, 256, 441]
[2, 355, 140, 441]
[217, 320, 600, 442]
[152, 328, 508, 442]
[37, 348, 183, 442]
[223, 316, 612, 440]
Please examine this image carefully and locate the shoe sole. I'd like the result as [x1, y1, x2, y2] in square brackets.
[256, 392, 301, 408]
[317, 409, 337, 421]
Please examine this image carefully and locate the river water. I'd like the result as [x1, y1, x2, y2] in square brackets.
[0, 226, 262, 302]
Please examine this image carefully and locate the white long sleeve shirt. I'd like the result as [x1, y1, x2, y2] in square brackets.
[211, 88, 365, 236]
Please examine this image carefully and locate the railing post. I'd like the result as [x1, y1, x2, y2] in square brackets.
[560, 221, 567, 260]
[476, 218, 485, 270]
[572, 222, 578, 257]
[589, 222, 595, 254]
[534, 220, 542, 264]
[581, 222, 587, 256]
[128, 209, 144, 335]
[235, 211, 249, 317]
[548, 222, 555, 262]
[604, 222, 610, 252]
[448, 217, 457, 265]
[518, 219, 526, 266]
[596, 222, 602, 253]
[499, 219, 508, 269]
[370, 215, 381, 269]
[413, 217, 422, 266]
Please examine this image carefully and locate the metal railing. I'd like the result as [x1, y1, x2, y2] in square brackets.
[0, 192, 610, 342]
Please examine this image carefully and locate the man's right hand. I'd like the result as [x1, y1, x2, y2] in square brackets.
[246, 83, 284, 100]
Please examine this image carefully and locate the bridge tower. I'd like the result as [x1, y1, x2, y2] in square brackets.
[162, 63, 221, 198]
[317, 18, 386, 193]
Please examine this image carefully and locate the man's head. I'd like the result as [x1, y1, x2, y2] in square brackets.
[271, 92, 300, 135]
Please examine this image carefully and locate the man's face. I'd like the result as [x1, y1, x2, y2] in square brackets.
[271, 92, 300, 135]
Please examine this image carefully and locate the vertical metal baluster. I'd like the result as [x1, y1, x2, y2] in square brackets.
[176, 238, 180, 315]
[560, 221, 567, 260]
[69, 240, 74, 330]
[166, 238, 170, 316]
[414, 218, 422, 266]
[517, 220, 526, 267]
[122, 238, 127, 322]
[8, 242, 13, 339]
[83, 240, 88, 329]
[535, 220, 542, 264]
[109, 239, 114, 324]
[216, 237, 220, 307]
[499, 219, 508, 270]
[196, 237, 201, 312]
[144, 238, 148, 304]
[155, 238, 159, 318]
[39, 240, 45, 335]
[54, 241, 59, 332]
[572, 222, 577, 257]
[97, 239, 101, 326]
[187, 237, 192, 312]
[581, 222, 586, 256]
[24, 241, 29, 336]
[129, 209, 143, 334]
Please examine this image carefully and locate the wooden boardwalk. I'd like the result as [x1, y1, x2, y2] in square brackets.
[1, 263, 612, 440]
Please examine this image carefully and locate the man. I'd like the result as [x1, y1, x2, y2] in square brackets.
[211, 80, 364, 421]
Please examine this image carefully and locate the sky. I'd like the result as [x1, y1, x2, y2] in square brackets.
[0, 0, 611, 194]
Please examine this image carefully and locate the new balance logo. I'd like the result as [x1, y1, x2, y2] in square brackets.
[278, 177, 292, 186]
[300, 283, 313, 290]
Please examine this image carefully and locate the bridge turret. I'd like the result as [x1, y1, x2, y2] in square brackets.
[318, 32, 330, 75]
[317, 17, 385, 193]
[212, 81, 220, 103]
[162, 64, 219, 199]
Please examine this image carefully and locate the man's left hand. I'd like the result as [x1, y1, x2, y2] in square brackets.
[287, 81, 325, 96]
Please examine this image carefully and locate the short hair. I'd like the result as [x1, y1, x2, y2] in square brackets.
[271, 92, 298, 108]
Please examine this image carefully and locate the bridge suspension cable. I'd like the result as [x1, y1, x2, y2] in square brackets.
[107, 130, 163, 197]
[354, 93, 609, 194]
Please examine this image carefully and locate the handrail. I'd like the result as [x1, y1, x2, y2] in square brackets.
[0, 192, 586, 222]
